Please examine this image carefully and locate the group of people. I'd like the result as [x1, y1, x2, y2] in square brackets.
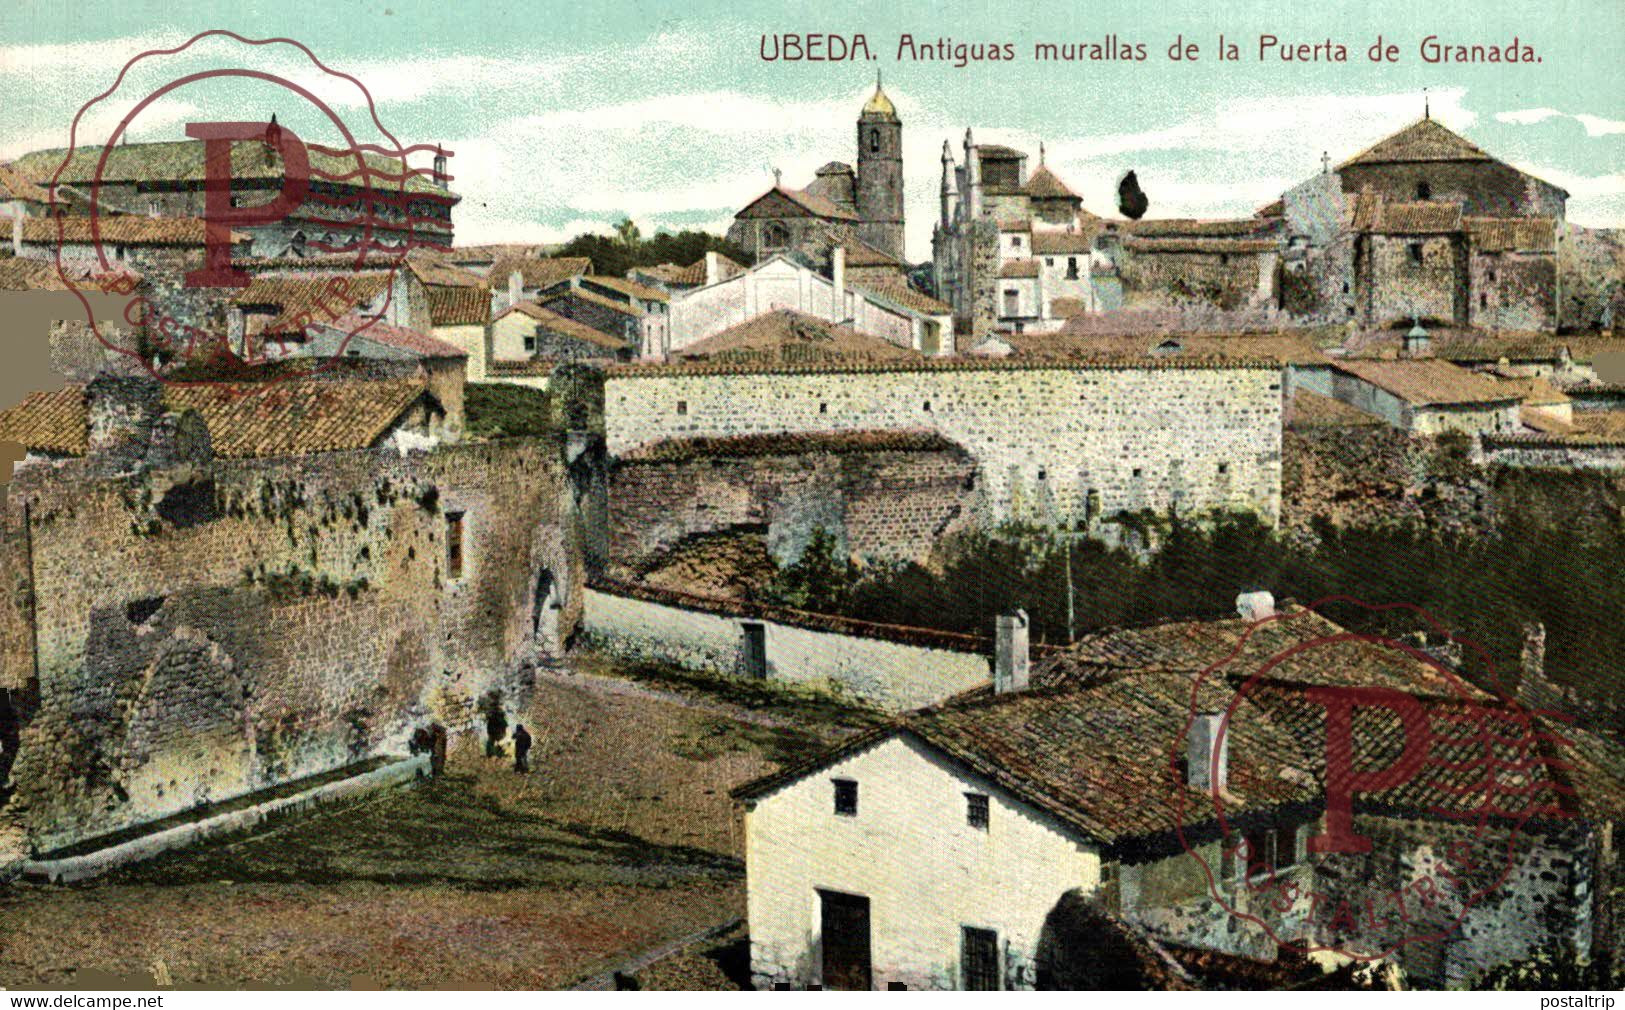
[485, 707, 532, 773]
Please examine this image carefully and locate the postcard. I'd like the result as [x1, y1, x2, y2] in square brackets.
[0, 0, 1620, 995]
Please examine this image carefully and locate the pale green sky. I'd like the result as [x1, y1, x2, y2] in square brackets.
[2, 0, 1621, 259]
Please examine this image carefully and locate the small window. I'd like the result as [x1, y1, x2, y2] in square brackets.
[868, 128, 880, 153]
[676, 400, 688, 416]
[1243, 825, 1299, 880]
[1045, 257, 1054, 266]
[1132, 467, 1143, 478]
[1408, 243, 1424, 265]
[961, 927, 1000, 991]
[523, 335, 537, 352]
[1480, 292, 1488, 309]
[1416, 181, 1432, 200]
[1218, 253, 1229, 266]
[446, 511, 465, 581]
[1217, 462, 1229, 474]
[833, 779, 858, 816]
[1066, 257, 1079, 280]
[966, 793, 989, 830]
[1342, 281, 1350, 294]
[1036, 468, 1047, 481]
[922, 400, 932, 412]
[1012, 235, 1023, 249]
[1488, 270, 1497, 282]
[819, 402, 828, 414]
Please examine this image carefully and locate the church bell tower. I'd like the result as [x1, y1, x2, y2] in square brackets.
[855, 74, 905, 262]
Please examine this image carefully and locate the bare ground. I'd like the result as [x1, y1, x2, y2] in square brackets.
[0, 656, 867, 990]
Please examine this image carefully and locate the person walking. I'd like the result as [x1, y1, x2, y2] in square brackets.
[512, 723, 532, 774]
[485, 705, 508, 758]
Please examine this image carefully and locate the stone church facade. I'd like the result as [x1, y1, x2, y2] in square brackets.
[727, 81, 907, 267]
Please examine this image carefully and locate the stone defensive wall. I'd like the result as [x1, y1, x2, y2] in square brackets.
[1479, 431, 1625, 469]
[599, 359, 1285, 529]
[608, 430, 981, 574]
[0, 438, 579, 859]
[580, 578, 992, 711]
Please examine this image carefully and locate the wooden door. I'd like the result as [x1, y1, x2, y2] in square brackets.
[819, 890, 871, 990]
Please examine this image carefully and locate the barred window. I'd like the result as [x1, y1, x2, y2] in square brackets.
[965, 793, 989, 830]
[961, 927, 999, 990]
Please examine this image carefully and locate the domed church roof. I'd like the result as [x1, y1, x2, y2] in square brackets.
[860, 78, 898, 121]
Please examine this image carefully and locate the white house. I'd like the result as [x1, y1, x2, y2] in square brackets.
[662, 249, 951, 361]
[732, 601, 1618, 990]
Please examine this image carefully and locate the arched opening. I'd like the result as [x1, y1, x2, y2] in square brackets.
[0, 689, 19, 804]
[763, 221, 790, 250]
[868, 128, 880, 153]
[1035, 890, 1168, 990]
[532, 568, 562, 653]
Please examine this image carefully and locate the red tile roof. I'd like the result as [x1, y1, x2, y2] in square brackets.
[1023, 164, 1080, 200]
[1465, 217, 1557, 253]
[1125, 237, 1278, 254]
[21, 216, 248, 246]
[1031, 231, 1096, 254]
[999, 260, 1040, 278]
[490, 255, 591, 290]
[235, 273, 393, 334]
[1370, 200, 1463, 235]
[542, 286, 645, 318]
[499, 300, 626, 350]
[582, 274, 669, 303]
[1333, 358, 1522, 406]
[324, 314, 467, 358]
[677, 309, 919, 366]
[0, 378, 433, 459]
[0, 163, 52, 204]
[848, 278, 952, 317]
[0, 257, 141, 291]
[426, 285, 490, 326]
[1340, 118, 1493, 167]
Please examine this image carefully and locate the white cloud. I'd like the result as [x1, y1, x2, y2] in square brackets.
[1573, 114, 1625, 137]
[1496, 107, 1625, 137]
[1495, 108, 1564, 126]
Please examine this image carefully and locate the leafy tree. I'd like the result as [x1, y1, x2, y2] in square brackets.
[556, 227, 750, 278]
[761, 528, 859, 613]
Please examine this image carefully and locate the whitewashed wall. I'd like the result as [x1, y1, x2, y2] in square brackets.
[744, 734, 1102, 990]
[580, 588, 991, 711]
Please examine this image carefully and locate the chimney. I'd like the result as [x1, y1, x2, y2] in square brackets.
[1187, 713, 1228, 793]
[1517, 621, 1558, 711]
[704, 250, 720, 287]
[432, 145, 448, 190]
[1403, 316, 1431, 358]
[1235, 590, 1275, 622]
[831, 244, 846, 319]
[507, 269, 522, 310]
[993, 610, 1029, 694]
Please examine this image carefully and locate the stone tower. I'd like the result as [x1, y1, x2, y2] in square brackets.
[855, 75, 905, 262]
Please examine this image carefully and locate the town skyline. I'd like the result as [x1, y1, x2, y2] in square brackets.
[2, 0, 1622, 259]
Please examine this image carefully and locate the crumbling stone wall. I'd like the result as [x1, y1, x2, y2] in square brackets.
[0, 438, 578, 855]
[1120, 250, 1272, 311]
[1358, 234, 1465, 328]
[1469, 251, 1555, 332]
[608, 439, 980, 576]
